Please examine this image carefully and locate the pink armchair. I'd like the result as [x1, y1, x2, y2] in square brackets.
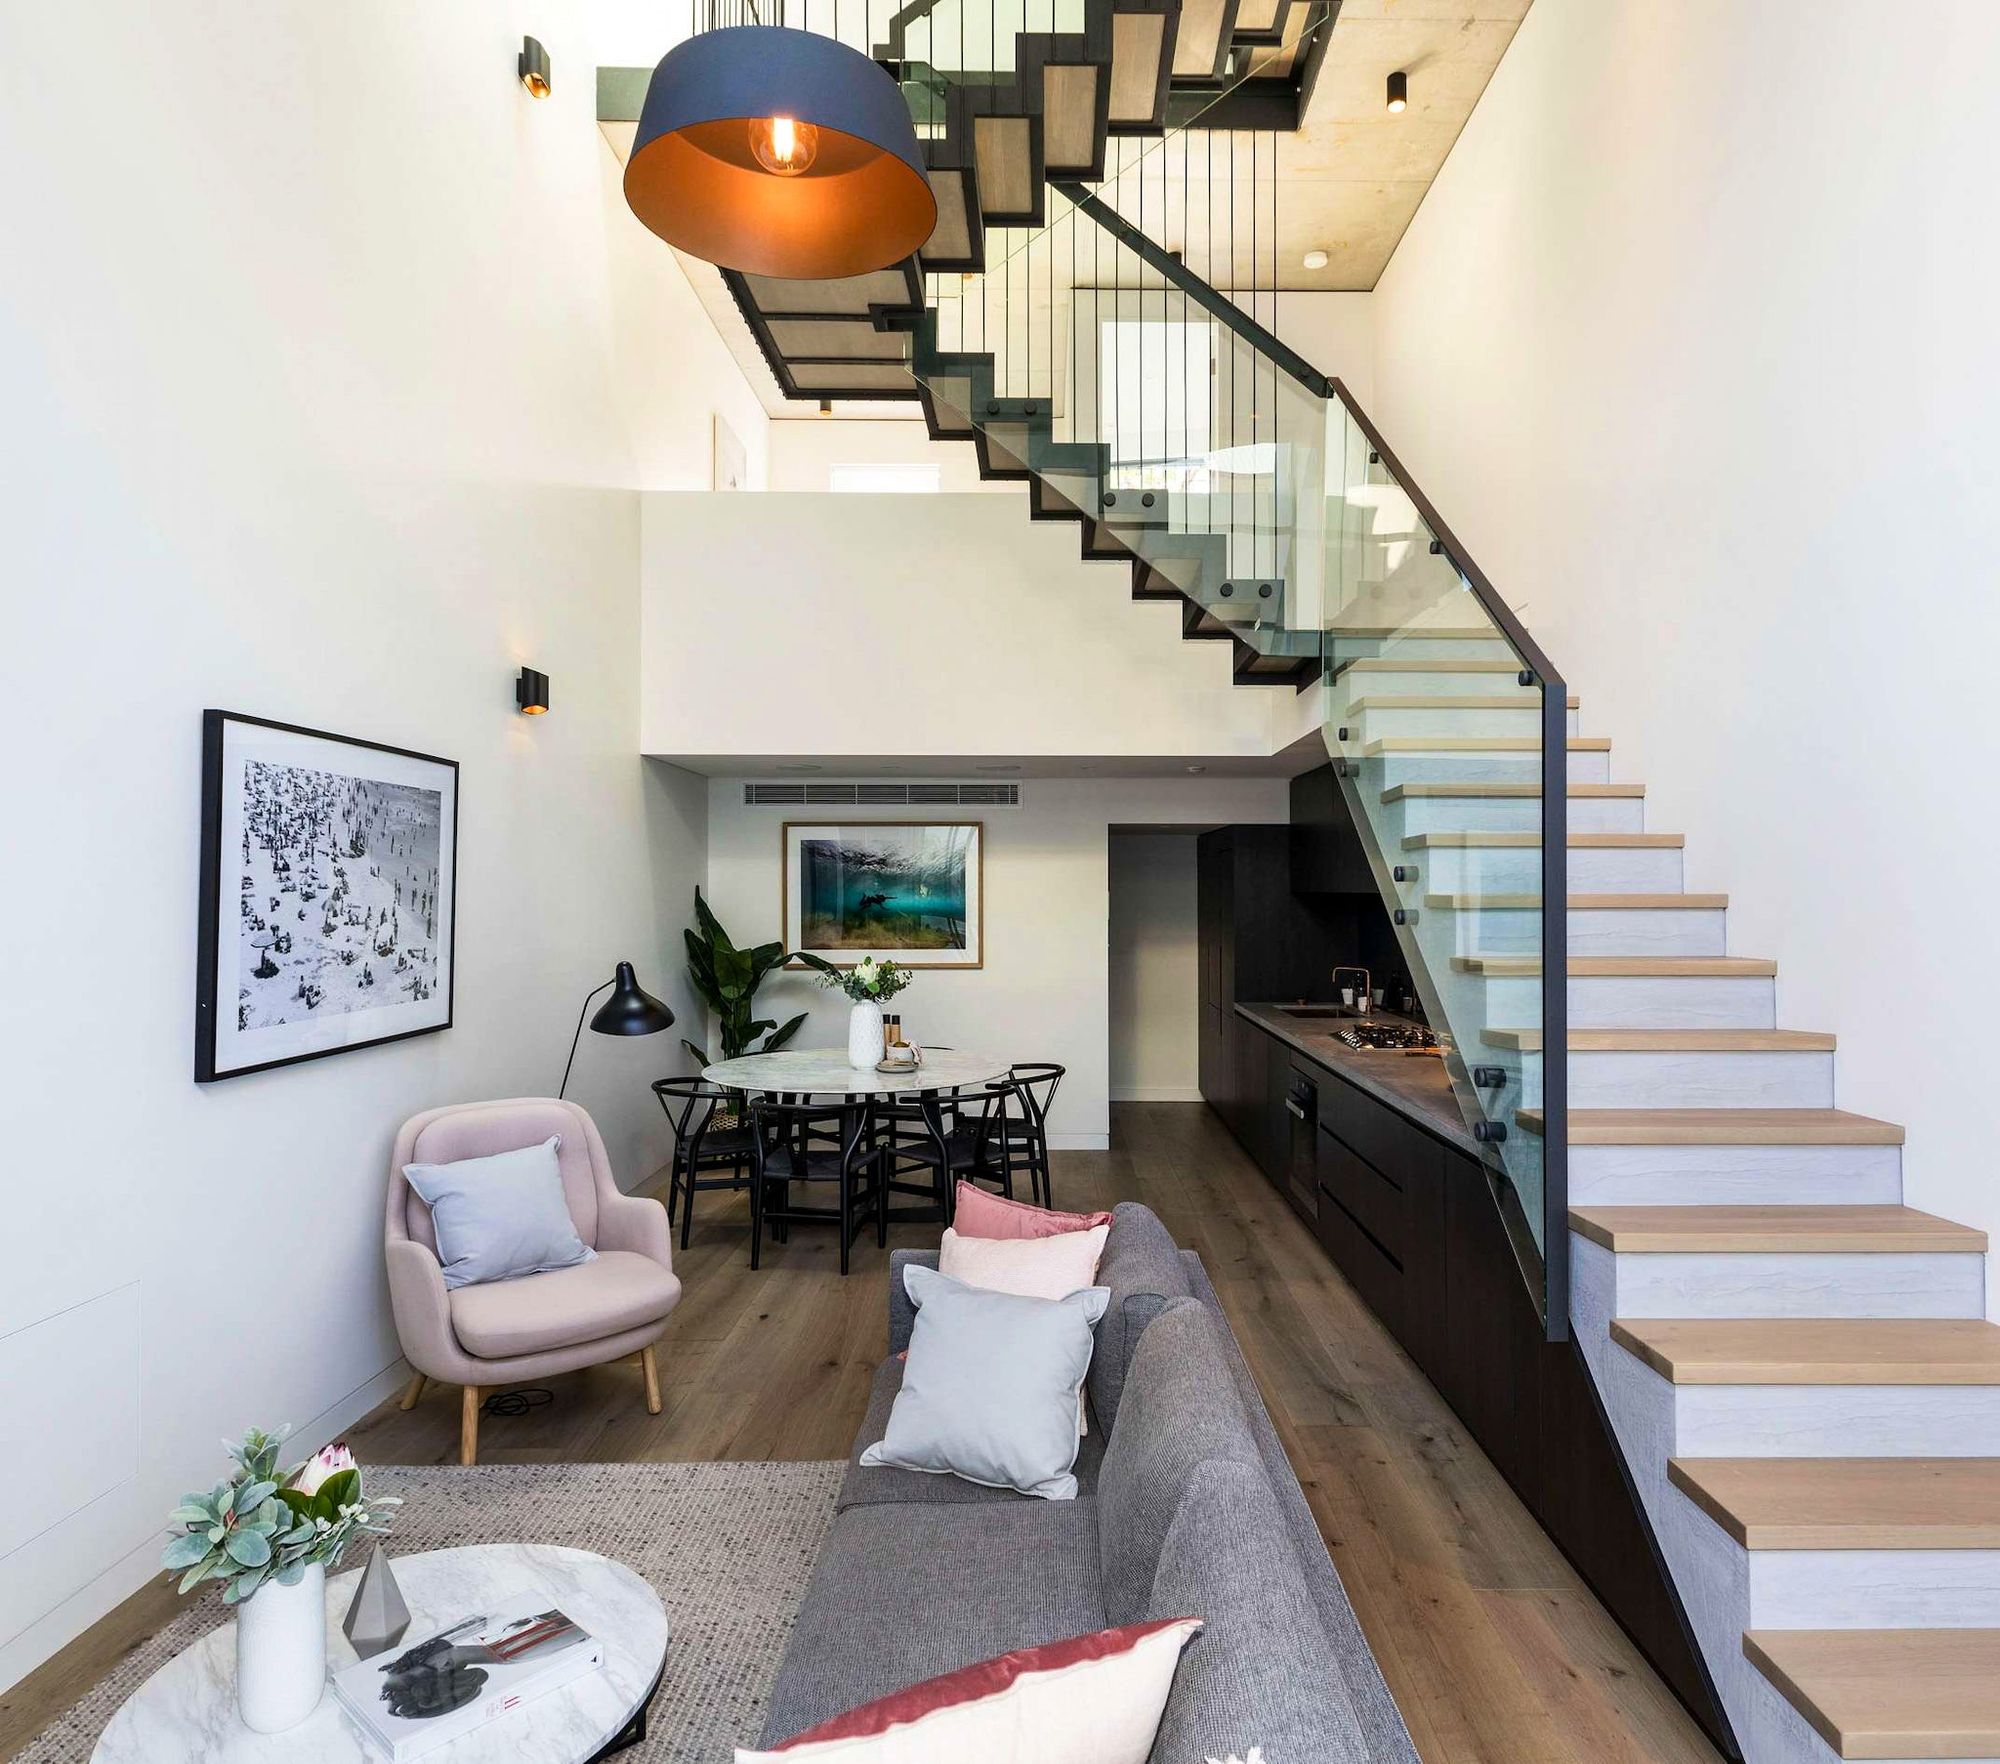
[387, 1098, 682, 1464]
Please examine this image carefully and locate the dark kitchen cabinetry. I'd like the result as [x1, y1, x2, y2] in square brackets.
[1290, 763, 1377, 896]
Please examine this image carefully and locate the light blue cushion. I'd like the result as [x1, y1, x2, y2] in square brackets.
[402, 1135, 595, 1290]
[859, 1264, 1109, 1500]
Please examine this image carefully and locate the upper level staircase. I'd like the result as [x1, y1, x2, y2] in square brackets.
[625, 10, 2000, 1754]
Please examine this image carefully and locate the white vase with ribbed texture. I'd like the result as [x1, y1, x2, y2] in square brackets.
[234, 1563, 327, 1733]
[847, 1000, 884, 1069]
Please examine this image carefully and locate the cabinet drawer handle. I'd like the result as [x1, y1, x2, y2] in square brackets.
[1285, 1100, 1308, 1120]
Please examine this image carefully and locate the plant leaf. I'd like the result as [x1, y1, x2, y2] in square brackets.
[313, 1468, 360, 1517]
[225, 1527, 272, 1568]
[161, 1533, 211, 1570]
[276, 1487, 315, 1521]
[760, 1013, 809, 1053]
[234, 1478, 279, 1515]
[679, 1038, 711, 1069]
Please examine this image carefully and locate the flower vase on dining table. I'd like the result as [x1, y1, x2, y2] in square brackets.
[847, 999, 885, 1069]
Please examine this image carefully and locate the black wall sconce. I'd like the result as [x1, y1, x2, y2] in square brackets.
[516, 667, 550, 715]
[1386, 69, 1408, 113]
[519, 36, 552, 99]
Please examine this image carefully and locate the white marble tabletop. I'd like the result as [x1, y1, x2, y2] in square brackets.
[91, 1544, 666, 1764]
[703, 1046, 1011, 1096]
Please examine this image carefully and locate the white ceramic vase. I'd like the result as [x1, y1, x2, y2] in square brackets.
[847, 999, 884, 1069]
[235, 1562, 328, 1734]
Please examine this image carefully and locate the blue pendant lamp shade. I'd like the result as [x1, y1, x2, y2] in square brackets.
[624, 26, 936, 279]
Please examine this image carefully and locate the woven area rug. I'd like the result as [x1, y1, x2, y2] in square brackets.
[17, 1460, 844, 1764]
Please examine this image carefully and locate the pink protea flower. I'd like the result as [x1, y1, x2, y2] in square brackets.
[290, 1441, 357, 1497]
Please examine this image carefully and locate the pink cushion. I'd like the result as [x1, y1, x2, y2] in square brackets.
[952, 1182, 1113, 1241]
[938, 1225, 1108, 1301]
[737, 1618, 1202, 1762]
[446, 1250, 679, 1359]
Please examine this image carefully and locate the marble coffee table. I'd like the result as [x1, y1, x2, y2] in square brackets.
[90, 1544, 667, 1763]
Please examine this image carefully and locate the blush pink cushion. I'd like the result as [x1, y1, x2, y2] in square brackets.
[736, 1618, 1202, 1763]
[938, 1224, 1108, 1301]
[952, 1181, 1113, 1241]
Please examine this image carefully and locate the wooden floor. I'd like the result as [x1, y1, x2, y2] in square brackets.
[0, 1103, 1722, 1764]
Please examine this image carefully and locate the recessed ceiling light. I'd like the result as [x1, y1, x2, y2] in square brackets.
[777, 763, 823, 774]
[1387, 70, 1408, 114]
[1186, 764, 1207, 774]
[1302, 249, 1329, 271]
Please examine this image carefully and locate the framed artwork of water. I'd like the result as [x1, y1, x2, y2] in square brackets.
[782, 821, 983, 970]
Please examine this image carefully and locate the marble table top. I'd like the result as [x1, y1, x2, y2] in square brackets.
[91, 1545, 666, 1764]
[703, 1046, 1011, 1096]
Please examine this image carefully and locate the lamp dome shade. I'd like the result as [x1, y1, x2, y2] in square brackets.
[624, 26, 936, 279]
[589, 962, 675, 1036]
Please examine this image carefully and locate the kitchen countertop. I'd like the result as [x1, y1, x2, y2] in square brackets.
[1236, 1001, 1478, 1156]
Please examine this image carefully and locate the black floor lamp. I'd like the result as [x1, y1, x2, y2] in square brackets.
[559, 961, 675, 1100]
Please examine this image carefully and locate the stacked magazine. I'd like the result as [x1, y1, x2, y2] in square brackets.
[332, 1595, 604, 1761]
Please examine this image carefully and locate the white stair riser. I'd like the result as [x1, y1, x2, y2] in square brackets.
[1588, 1245, 1985, 1319]
[1484, 972, 1775, 1030]
[1370, 749, 1613, 787]
[1387, 795, 1646, 836]
[1462, 905, 1727, 957]
[1568, 1140, 1903, 1207]
[1340, 667, 1541, 695]
[1523, 1047, 1833, 1109]
[1743, 1548, 2000, 1629]
[1417, 845, 1683, 893]
[1673, 1384, 2000, 1457]
[1349, 705, 1579, 740]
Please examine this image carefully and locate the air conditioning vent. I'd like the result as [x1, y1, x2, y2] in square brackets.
[742, 781, 1020, 807]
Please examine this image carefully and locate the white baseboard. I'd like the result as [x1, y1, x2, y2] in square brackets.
[1046, 1133, 1111, 1151]
[1110, 1087, 1204, 1104]
[0, 1357, 415, 1697]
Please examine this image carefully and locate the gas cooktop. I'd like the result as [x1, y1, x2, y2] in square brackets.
[1334, 1021, 1440, 1052]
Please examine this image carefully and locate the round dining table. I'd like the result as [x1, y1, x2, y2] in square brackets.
[700, 1047, 1011, 1096]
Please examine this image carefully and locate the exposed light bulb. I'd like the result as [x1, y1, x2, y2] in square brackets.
[1387, 70, 1408, 113]
[749, 115, 819, 177]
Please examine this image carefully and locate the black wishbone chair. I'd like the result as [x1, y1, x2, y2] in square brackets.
[746, 1094, 885, 1275]
[1000, 1063, 1065, 1208]
[651, 1076, 756, 1251]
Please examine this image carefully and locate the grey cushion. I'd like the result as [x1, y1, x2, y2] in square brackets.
[1097, 1300, 1264, 1627]
[886, 1247, 933, 1356]
[860, 1265, 1109, 1500]
[756, 1498, 1107, 1748]
[1177, 1253, 1421, 1764]
[401, 1136, 593, 1290]
[1147, 1461, 1370, 1764]
[838, 1356, 1108, 1512]
[1087, 1203, 1194, 1432]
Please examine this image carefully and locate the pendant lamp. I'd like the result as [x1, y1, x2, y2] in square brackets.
[624, 25, 936, 279]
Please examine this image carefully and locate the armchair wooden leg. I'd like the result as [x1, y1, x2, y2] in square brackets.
[460, 1386, 481, 1467]
[640, 1345, 662, 1415]
[399, 1373, 426, 1411]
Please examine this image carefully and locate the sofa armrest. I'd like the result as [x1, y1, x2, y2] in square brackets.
[385, 1238, 460, 1381]
[887, 1249, 939, 1354]
[596, 1190, 673, 1269]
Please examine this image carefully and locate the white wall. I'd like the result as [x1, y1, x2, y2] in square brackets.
[1368, 0, 2000, 1298]
[768, 418, 1005, 493]
[640, 492, 1299, 763]
[1274, 291, 1376, 408]
[0, 0, 712, 1691]
[703, 779, 1286, 1145]
[1109, 833, 1202, 1102]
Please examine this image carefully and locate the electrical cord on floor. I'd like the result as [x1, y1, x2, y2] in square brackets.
[481, 1388, 553, 1418]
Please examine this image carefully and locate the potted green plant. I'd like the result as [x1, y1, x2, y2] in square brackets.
[680, 891, 814, 1119]
[801, 954, 914, 1069]
[161, 1429, 398, 1733]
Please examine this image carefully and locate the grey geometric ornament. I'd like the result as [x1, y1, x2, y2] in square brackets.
[342, 1544, 412, 1657]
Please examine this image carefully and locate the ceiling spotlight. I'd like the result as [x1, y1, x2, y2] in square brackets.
[818, 399, 834, 416]
[1387, 70, 1408, 113]
[1186, 764, 1207, 774]
[1302, 249, 1329, 271]
[519, 36, 551, 99]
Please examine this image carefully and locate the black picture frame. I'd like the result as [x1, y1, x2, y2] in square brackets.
[195, 709, 460, 1082]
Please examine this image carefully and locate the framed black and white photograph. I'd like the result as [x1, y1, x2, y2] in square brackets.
[782, 821, 983, 970]
[195, 710, 458, 1082]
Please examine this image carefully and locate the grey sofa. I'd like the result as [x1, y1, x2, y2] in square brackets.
[756, 1202, 1420, 1763]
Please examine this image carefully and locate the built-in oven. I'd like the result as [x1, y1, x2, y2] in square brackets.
[1283, 1070, 1319, 1224]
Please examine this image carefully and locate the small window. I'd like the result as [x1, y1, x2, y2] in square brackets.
[829, 463, 943, 493]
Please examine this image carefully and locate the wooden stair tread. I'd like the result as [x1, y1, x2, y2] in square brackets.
[1383, 781, 1646, 800]
[1403, 831, 1683, 849]
[1611, 1317, 2000, 1385]
[1519, 1107, 1905, 1145]
[1743, 1628, 2000, 1759]
[1425, 892, 1726, 910]
[1345, 693, 1582, 711]
[1671, 1458, 2000, 1549]
[1572, 1204, 1984, 1254]
[1454, 956, 1777, 977]
[1364, 736, 1610, 754]
[1493, 1028, 1830, 1052]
